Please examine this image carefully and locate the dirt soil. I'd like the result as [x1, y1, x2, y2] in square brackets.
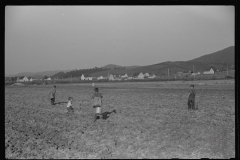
[5, 79, 235, 159]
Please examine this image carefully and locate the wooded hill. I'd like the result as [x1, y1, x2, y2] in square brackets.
[51, 46, 234, 78]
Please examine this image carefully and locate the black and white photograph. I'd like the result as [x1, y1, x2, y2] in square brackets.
[5, 5, 235, 158]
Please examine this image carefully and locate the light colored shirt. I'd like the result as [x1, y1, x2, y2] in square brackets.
[91, 92, 103, 106]
[50, 88, 56, 98]
[67, 101, 72, 108]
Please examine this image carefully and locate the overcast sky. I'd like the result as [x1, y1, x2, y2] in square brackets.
[5, 6, 234, 75]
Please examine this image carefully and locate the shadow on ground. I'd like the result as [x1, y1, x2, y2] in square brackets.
[54, 102, 68, 105]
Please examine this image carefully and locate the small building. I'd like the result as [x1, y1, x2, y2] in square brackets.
[17, 76, 28, 82]
[81, 74, 85, 80]
[45, 77, 51, 80]
[114, 74, 122, 80]
[137, 72, 144, 79]
[121, 74, 128, 78]
[97, 76, 104, 80]
[121, 76, 128, 80]
[85, 77, 93, 80]
[203, 68, 214, 75]
[144, 73, 150, 77]
[109, 74, 115, 81]
[23, 76, 29, 81]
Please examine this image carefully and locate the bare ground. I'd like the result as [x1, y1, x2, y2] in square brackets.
[5, 79, 235, 159]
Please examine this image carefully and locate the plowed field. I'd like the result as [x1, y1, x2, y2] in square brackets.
[5, 79, 235, 158]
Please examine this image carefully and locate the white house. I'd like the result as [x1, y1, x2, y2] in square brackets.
[121, 74, 128, 78]
[144, 73, 150, 77]
[17, 76, 28, 82]
[29, 78, 33, 81]
[17, 77, 21, 82]
[45, 77, 51, 80]
[23, 76, 28, 81]
[203, 68, 214, 75]
[97, 76, 104, 80]
[137, 72, 145, 79]
[85, 77, 93, 80]
[81, 74, 85, 80]
[148, 74, 156, 79]
[109, 74, 115, 81]
[114, 75, 122, 80]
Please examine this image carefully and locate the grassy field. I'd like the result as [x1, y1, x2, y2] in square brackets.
[5, 79, 235, 158]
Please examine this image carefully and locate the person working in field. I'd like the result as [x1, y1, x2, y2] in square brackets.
[50, 85, 56, 105]
[188, 85, 196, 110]
[67, 97, 74, 113]
[91, 87, 103, 122]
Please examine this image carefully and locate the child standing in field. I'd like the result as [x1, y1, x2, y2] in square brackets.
[91, 87, 103, 122]
[188, 85, 196, 110]
[50, 85, 56, 105]
[67, 97, 74, 113]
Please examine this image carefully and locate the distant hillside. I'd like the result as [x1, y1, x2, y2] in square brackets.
[90, 46, 234, 77]
[102, 64, 124, 69]
[7, 70, 71, 78]
[51, 67, 109, 79]
[189, 46, 234, 64]
[14, 46, 233, 79]
[90, 61, 227, 77]
[125, 65, 140, 69]
[102, 64, 140, 70]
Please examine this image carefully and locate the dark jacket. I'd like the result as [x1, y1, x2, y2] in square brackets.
[188, 89, 195, 101]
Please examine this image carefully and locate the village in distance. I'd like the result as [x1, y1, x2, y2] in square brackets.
[5, 46, 235, 85]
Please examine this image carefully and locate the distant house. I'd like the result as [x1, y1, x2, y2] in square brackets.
[148, 74, 156, 79]
[17, 76, 28, 82]
[29, 78, 33, 81]
[23, 76, 29, 81]
[121, 74, 128, 78]
[203, 68, 214, 75]
[97, 76, 104, 80]
[128, 77, 133, 80]
[81, 74, 85, 80]
[133, 72, 144, 79]
[85, 77, 93, 80]
[121, 76, 128, 80]
[45, 77, 51, 80]
[144, 73, 150, 77]
[109, 74, 115, 81]
[137, 72, 144, 79]
[114, 74, 122, 80]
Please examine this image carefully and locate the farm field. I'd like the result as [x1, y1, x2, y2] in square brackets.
[5, 79, 235, 159]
